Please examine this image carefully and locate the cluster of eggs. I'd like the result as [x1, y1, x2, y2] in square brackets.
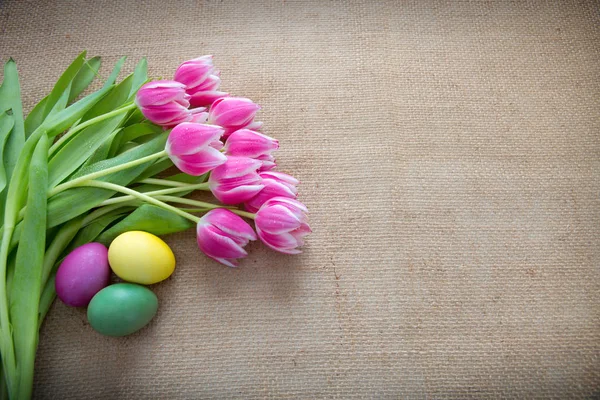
[55, 231, 176, 336]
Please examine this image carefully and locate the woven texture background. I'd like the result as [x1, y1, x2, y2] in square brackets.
[1, 0, 599, 398]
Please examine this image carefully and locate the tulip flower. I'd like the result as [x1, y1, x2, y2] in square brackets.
[224, 129, 278, 170]
[166, 122, 227, 176]
[244, 171, 298, 213]
[255, 197, 311, 254]
[196, 209, 257, 267]
[208, 156, 264, 204]
[174, 56, 228, 107]
[190, 107, 209, 123]
[135, 80, 192, 127]
[208, 97, 262, 137]
[174, 56, 215, 87]
[187, 74, 229, 108]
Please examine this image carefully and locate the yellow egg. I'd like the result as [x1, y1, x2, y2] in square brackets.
[108, 231, 175, 285]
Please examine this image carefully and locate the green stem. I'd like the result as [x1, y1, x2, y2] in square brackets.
[155, 195, 256, 220]
[47, 117, 81, 155]
[178, 207, 215, 213]
[17, 164, 168, 221]
[97, 183, 209, 207]
[48, 149, 167, 197]
[40, 216, 84, 291]
[78, 181, 201, 223]
[82, 203, 135, 226]
[48, 102, 136, 156]
[138, 178, 196, 188]
[38, 276, 56, 330]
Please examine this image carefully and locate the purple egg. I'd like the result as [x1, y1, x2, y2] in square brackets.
[55, 243, 111, 307]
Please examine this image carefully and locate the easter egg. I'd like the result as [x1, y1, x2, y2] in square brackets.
[55, 242, 111, 307]
[108, 231, 175, 285]
[87, 283, 158, 337]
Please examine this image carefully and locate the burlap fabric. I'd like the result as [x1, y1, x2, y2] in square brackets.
[1, 0, 599, 398]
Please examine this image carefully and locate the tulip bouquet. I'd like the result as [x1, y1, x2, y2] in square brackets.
[0, 52, 310, 398]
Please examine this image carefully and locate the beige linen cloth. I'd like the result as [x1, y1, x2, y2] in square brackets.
[1, 0, 599, 398]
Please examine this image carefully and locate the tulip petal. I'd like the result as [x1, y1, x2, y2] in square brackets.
[171, 148, 227, 176]
[210, 256, 239, 268]
[224, 129, 279, 158]
[197, 225, 248, 259]
[166, 123, 224, 155]
[213, 105, 259, 127]
[209, 156, 262, 180]
[196, 209, 257, 267]
[214, 184, 264, 204]
[261, 171, 299, 187]
[175, 64, 213, 88]
[209, 98, 260, 128]
[190, 91, 229, 108]
[256, 204, 302, 234]
[136, 80, 188, 107]
[267, 197, 309, 214]
[141, 103, 191, 125]
[257, 230, 302, 254]
[244, 121, 263, 132]
[207, 209, 257, 241]
[189, 74, 221, 92]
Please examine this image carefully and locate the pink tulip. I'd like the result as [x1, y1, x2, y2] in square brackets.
[208, 156, 264, 204]
[190, 107, 209, 123]
[174, 56, 215, 88]
[224, 129, 278, 170]
[255, 154, 276, 171]
[166, 122, 227, 176]
[188, 74, 229, 108]
[135, 80, 192, 127]
[174, 56, 229, 107]
[196, 209, 257, 267]
[208, 97, 261, 138]
[255, 197, 311, 254]
[244, 171, 298, 213]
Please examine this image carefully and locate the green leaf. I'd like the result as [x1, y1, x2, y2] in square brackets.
[47, 116, 124, 187]
[103, 56, 126, 89]
[110, 122, 161, 157]
[129, 58, 148, 98]
[22, 56, 99, 135]
[22, 51, 87, 136]
[72, 130, 167, 181]
[5, 249, 17, 303]
[120, 122, 162, 144]
[83, 128, 122, 167]
[42, 83, 113, 138]
[122, 108, 145, 126]
[0, 59, 25, 183]
[38, 276, 56, 329]
[67, 212, 126, 251]
[40, 216, 85, 290]
[21, 98, 47, 137]
[46, 132, 168, 227]
[116, 142, 139, 155]
[69, 56, 101, 103]
[83, 74, 133, 120]
[10, 133, 49, 398]
[97, 204, 194, 245]
[46, 82, 72, 119]
[43, 51, 86, 118]
[0, 112, 15, 196]
[135, 158, 174, 181]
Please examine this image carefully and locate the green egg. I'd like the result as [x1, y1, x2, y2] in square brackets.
[87, 283, 158, 337]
